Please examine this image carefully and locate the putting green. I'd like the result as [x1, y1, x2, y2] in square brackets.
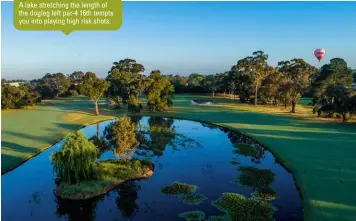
[2, 95, 356, 221]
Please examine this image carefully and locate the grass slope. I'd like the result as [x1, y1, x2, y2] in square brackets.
[2, 95, 356, 221]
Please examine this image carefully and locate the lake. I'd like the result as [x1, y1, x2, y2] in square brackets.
[1, 116, 302, 221]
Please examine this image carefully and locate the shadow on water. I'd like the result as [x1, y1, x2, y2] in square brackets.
[1, 116, 302, 221]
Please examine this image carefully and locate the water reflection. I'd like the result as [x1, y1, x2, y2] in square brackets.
[116, 181, 140, 218]
[56, 197, 100, 221]
[1, 117, 302, 221]
[227, 131, 265, 164]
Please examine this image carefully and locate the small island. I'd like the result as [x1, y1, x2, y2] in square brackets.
[54, 159, 154, 200]
[52, 117, 154, 200]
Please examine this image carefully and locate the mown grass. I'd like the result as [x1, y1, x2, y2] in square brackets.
[54, 159, 153, 200]
[2, 94, 356, 221]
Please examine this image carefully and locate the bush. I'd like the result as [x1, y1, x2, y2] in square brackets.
[51, 131, 98, 184]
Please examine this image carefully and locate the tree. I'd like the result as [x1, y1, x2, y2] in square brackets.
[187, 73, 206, 93]
[277, 59, 317, 113]
[106, 59, 147, 110]
[188, 73, 204, 87]
[146, 70, 175, 112]
[169, 74, 188, 93]
[36, 73, 70, 98]
[312, 58, 353, 102]
[79, 72, 109, 116]
[318, 85, 352, 122]
[68, 71, 85, 83]
[202, 74, 219, 97]
[108, 58, 145, 74]
[259, 69, 283, 105]
[1, 83, 41, 109]
[235, 51, 274, 105]
[104, 116, 139, 158]
[51, 131, 98, 184]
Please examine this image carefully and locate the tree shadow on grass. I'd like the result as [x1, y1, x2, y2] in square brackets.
[1, 141, 39, 174]
[54, 122, 84, 131]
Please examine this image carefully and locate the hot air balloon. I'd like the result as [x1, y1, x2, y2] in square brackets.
[314, 49, 326, 62]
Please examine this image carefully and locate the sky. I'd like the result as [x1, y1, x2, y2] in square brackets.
[1, 1, 356, 80]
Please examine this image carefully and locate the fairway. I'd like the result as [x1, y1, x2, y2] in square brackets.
[2, 95, 356, 221]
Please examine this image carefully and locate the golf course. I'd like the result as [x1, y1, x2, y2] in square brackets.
[2, 1, 356, 220]
[2, 94, 356, 221]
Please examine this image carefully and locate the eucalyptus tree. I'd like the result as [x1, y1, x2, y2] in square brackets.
[235, 51, 274, 105]
[79, 72, 109, 116]
[202, 74, 219, 97]
[106, 59, 147, 110]
[277, 59, 317, 113]
[311, 58, 353, 104]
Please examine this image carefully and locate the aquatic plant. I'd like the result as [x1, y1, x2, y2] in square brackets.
[251, 187, 276, 201]
[211, 193, 277, 221]
[51, 131, 98, 184]
[237, 166, 275, 188]
[161, 182, 196, 195]
[178, 210, 206, 221]
[178, 193, 207, 205]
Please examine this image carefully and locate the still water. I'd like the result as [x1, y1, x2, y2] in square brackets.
[1, 117, 302, 221]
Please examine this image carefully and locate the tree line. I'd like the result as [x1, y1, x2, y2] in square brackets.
[2, 52, 356, 121]
[168, 51, 356, 121]
[1, 59, 174, 115]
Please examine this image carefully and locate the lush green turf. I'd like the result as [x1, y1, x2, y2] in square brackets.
[1, 97, 115, 174]
[2, 95, 356, 221]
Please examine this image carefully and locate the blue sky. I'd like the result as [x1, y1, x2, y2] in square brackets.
[1, 1, 356, 80]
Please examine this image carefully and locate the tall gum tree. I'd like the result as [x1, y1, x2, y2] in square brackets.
[79, 72, 109, 116]
[278, 59, 317, 113]
[236, 51, 274, 105]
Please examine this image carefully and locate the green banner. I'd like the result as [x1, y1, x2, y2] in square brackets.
[13, 0, 122, 35]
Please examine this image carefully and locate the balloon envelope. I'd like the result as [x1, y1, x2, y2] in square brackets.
[314, 49, 326, 61]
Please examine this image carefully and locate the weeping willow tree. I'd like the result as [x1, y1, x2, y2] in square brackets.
[105, 116, 139, 158]
[51, 131, 98, 184]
